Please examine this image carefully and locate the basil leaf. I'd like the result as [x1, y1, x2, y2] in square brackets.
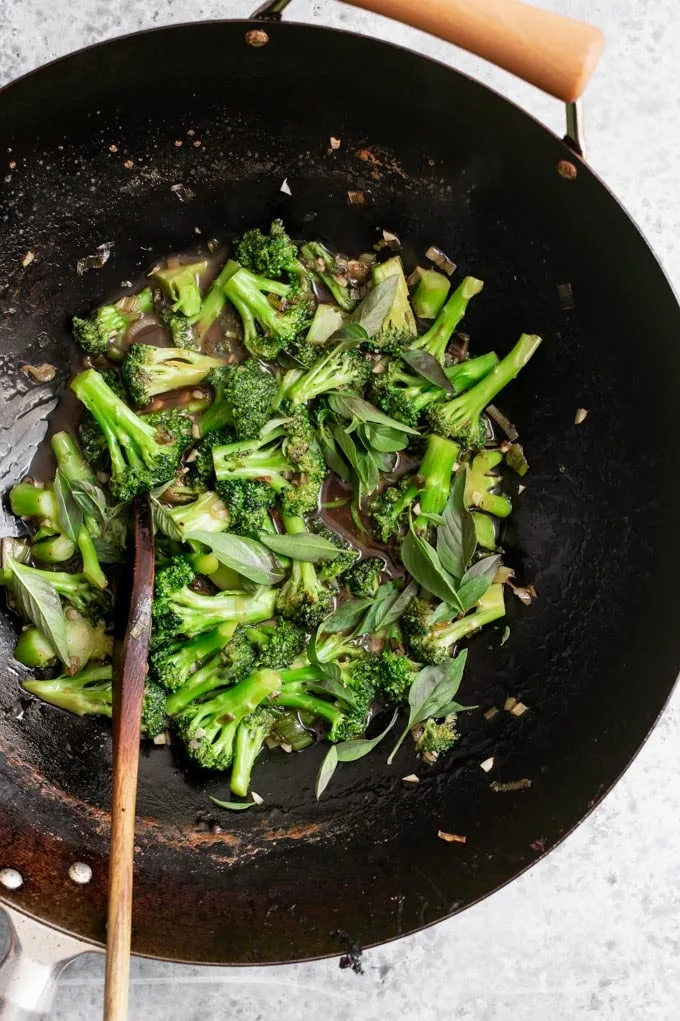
[429, 601, 457, 624]
[318, 427, 352, 482]
[328, 394, 420, 435]
[379, 578, 418, 630]
[308, 677, 358, 707]
[402, 350, 455, 394]
[457, 555, 502, 610]
[328, 323, 369, 345]
[185, 530, 284, 585]
[437, 471, 476, 582]
[315, 744, 339, 799]
[349, 275, 399, 336]
[317, 713, 398, 798]
[7, 556, 70, 667]
[387, 651, 468, 764]
[69, 478, 108, 531]
[418, 511, 446, 527]
[260, 532, 341, 562]
[401, 529, 463, 609]
[357, 581, 401, 635]
[209, 796, 256, 812]
[92, 539, 126, 564]
[54, 470, 83, 544]
[319, 597, 373, 635]
[150, 495, 183, 543]
[358, 423, 409, 453]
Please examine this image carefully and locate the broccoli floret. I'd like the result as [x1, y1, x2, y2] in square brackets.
[174, 668, 281, 771]
[370, 352, 499, 428]
[402, 585, 506, 664]
[274, 661, 366, 741]
[22, 664, 166, 738]
[225, 266, 313, 361]
[280, 406, 327, 516]
[369, 434, 459, 543]
[309, 521, 359, 583]
[198, 360, 277, 440]
[0, 564, 110, 624]
[78, 369, 127, 475]
[14, 616, 112, 673]
[465, 449, 512, 518]
[414, 715, 459, 762]
[277, 342, 371, 409]
[300, 241, 356, 312]
[345, 556, 383, 598]
[212, 429, 294, 496]
[152, 260, 208, 317]
[235, 220, 305, 282]
[72, 288, 153, 358]
[164, 627, 259, 715]
[187, 427, 235, 490]
[369, 256, 417, 353]
[428, 333, 542, 448]
[411, 268, 451, 319]
[161, 259, 239, 348]
[230, 706, 278, 796]
[152, 556, 277, 640]
[9, 482, 77, 564]
[71, 369, 193, 501]
[150, 620, 239, 692]
[121, 344, 226, 407]
[351, 649, 417, 710]
[248, 619, 306, 670]
[411, 277, 484, 364]
[162, 490, 230, 538]
[215, 478, 277, 538]
[51, 431, 109, 590]
[276, 514, 333, 631]
[140, 681, 168, 739]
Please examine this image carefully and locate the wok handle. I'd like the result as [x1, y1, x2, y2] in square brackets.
[0, 906, 90, 1020]
[340, 0, 604, 101]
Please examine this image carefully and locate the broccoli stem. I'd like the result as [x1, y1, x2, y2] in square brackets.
[437, 584, 506, 653]
[411, 269, 451, 319]
[413, 277, 484, 363]
[9, 484, 59, 523]
[445, 352, 498, 393]
[273, 690, 341, 725]
[165, 652, 229, 714]
[230, 714, 274, 797]
[22, 665, 113, 716]
[471, 512, 497, 550]
[461, 334, 542, 418]
[14, 627, 58, 668]
[191, 260, 240, 341]
[31, 534, 77, 563]
[301, 242, 356, 312]
[415, 435, 460, 528]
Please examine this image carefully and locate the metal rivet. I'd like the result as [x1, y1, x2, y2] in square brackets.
[0, 868, 23, 890]
[557, 159, 578, 180]
[245, 29, 270, 47]
[68, 862, 92, 885]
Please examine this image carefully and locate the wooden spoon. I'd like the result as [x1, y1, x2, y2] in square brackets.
[103, 496, 155, 1021]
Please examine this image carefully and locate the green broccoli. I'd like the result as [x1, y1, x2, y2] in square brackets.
[9, 482, 76, 564]
[174, 668, 281, 771]
[275, 515, 333, 631]
[0, 564, 110, 624]
[351, 649, 417, 709]
[274, 661, 368, 742]
[225, 266, 313, 361]
[300, 241, 356, 312]
[402, 585, 505, 664]
[152, 260, 208, 317]
[230, 706, 278, 796]
[235, 220, 306, 284]
[161, 259, 240, 347]
[310, 521, 359, 583]
[345, 556, 383, 598]
[411, 277, 484, 364]
[121, 344, 226, 407]
[71, 369, 193, 500]
[150, 620, 240, 692]
[215, 478, 277, 538]
[14, 616, 112, 673]
[198, 360, 277, 440]
[161, 490, 231, 538]
[50, 431, 109, 590]
[72, 288, 153, 359]
[152, 556, 277, 641]
[465, 449, 512, 518]
[370, 352, 498, 428]
[414, 715, 459, 762]
[369, 256, 417, 352]
[246, 618, 307, 670]
[411, 268, 451, 319]
[428, 333, 542, 448]
[276, 341, 371, 408]
[163, 628, 260, 715]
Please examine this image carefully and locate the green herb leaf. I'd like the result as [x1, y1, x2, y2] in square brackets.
[378, 578, 418, 630]
[315, 744, 339, 799]
[437, 471, 476, 582]
[328, 394, 420, 435]
[308, 676, 358, 707]
[358, 423, 409, 453]
[501, 625, 511, 646]
[388, 651, 468, 764]
[185, 530, 284, 585]
[209, 796, 256, 812]
[7, 556, 70, 667]
[350, 275, 399, 336]
[318, 597, 373, 635]
[260, 532, 341, 563]
[92, 539, 126, 564]
[357, 580, 401, 635]
[402, 350, 454, 394]
[318, 427, 352, 482]
[69, 478, 108, 531]
[316, 712, 398, 798]
[327, 323, 369, 344]
[457, 555, 501, 610]
[54, 470, 83, 544]
[401, 529, 463, 609]
[150, 495, 183, 543]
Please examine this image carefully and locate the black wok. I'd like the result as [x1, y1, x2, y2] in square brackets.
[0, 0, 677, 1000]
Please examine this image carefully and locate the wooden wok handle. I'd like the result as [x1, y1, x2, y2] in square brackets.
[103, 498, 155, 1021]
[341, 0, 604, 101]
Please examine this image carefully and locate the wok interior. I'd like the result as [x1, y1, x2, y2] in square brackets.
[0, 21, 678, 964]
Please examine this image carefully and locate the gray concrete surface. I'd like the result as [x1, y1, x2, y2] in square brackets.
[1, 1, 679, 1018]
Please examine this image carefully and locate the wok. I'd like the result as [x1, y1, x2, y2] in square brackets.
[1, 0, 679, 1014]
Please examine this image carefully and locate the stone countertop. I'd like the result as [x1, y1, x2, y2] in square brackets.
[2, 2, 679, 1018]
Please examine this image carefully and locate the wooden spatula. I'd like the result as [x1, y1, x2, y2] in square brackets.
[103, 496, 155, 1021]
